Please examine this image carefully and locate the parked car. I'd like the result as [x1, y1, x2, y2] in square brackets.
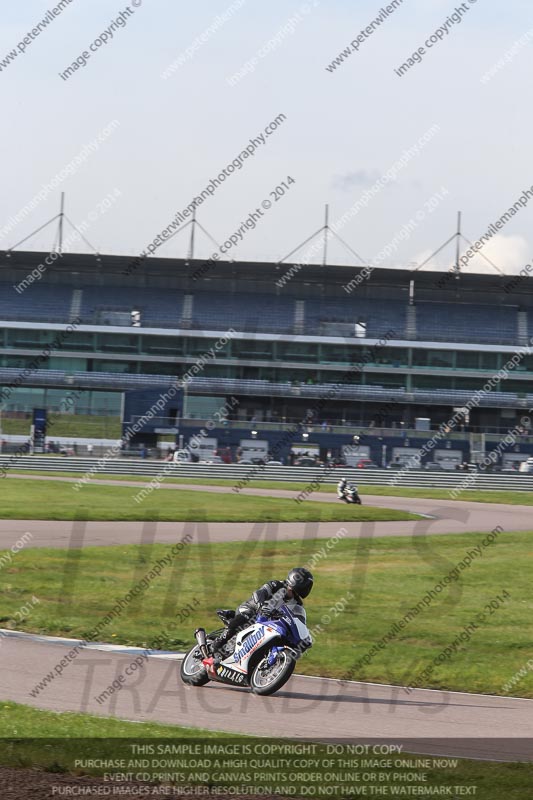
[355, 459, 380, 469]
[173, 449, 191, 463]
[460, 462, 480, 472]
[293, 457, 321, 467]
[437, 458, 461, 471]
[198, 456, 224, 464]
[266, 460, 283, 466]
[519, 458, 533, 473]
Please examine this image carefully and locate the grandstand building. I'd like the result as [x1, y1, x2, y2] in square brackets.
[1, 249, 533, 465]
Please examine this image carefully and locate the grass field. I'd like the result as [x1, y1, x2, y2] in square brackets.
[1, 415, 121, 438]
[0, 701, 226, 739]
[8, 469, 533, 505]
[1, 532, 531, 696]
[1, 704, 531, 798]
[0, 477, 418, 521]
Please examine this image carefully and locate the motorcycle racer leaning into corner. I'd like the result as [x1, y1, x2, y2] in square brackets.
[337, 477, 355, 498]
[209, 567, 314, 663]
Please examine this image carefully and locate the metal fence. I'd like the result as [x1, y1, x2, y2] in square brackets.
[0, 366, 531, 407]
[2, 456, 533, 491]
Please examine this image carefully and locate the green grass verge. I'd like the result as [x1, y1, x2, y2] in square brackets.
[8, 469, 533, 505]
[358, 485, 533, 505]
[0, 478, 418, 522]
[0, 701, 227, 739]
[1, 533, 531, 696]
[1, 704, 531, 799]
[1, 415, 121, 438]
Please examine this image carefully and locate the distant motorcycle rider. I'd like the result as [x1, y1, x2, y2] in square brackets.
[337, 477, 360, 503]
[210, 567, 314, 658]
[337, 477, 355, 498]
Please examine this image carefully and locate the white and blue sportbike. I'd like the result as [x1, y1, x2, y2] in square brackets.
[180, 605, 312, 696]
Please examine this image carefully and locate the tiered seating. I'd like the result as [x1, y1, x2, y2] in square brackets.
[79, 286, 184, 327]
[416, 303, 517, 344]
[0, 280, 520, 345]
[192, 291, 295, 333]
[0, 282, 73, 322]
[304, 297, 407, 337]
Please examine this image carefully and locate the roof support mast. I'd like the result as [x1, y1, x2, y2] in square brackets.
[57, 192, 65, 254]
[188, 205, 196, 260]
[454, 211, 461, 277]
[6, 192, 97, 255]
[322, 204, 329, 267]
[413, 211, 504, 277]
[278, 205, 366, 267]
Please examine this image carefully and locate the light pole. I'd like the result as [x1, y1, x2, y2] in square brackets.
[182, 382, 188, 419]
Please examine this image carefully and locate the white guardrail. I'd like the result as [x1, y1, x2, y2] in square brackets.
[2, 457, 533, 491]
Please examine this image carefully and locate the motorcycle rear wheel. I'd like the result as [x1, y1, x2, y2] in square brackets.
[180, 644, 209, 686]
[250, 649, 295, 696]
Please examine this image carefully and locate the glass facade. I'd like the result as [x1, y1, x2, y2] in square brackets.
[1, 327, 532, 404]
[0, 387, 121, 414]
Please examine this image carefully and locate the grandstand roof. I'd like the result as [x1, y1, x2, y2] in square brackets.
[1, 249, 532, 306]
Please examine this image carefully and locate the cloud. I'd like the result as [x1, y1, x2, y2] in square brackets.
[465, 234, 530, 274]
[332, 169, 383, 191]
[412, 234, 530, 275]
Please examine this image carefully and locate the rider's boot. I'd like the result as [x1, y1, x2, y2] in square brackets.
[210, 631, 229, 663]
[211, 610, 250, 663]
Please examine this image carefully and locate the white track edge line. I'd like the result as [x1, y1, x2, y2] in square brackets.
[4, 628, 532, 703]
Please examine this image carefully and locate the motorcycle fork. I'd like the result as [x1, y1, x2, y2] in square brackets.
[267, 646, 284, 666]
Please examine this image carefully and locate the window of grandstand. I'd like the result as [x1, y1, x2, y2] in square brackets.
[143, 336, 184, 355]
[96, 310, 132, 325]
[98, 333, 138, 352]
[93, 360, 136, 373]
[413, 350, 454, 368]
[232, 341, 273, 359]
[277, 342, 317, 362]
[456, 351, 481, 369]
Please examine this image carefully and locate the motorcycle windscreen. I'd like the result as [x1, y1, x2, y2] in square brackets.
[293, 616, 311, 642]
[262, 604, 309, 646]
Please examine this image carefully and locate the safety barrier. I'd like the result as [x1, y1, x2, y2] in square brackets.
[2, 456, 533, 491]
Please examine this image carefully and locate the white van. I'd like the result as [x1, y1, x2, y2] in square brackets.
[173, 449, 192, 463]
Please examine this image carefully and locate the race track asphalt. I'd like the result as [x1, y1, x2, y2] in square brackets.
[2, 634, 532, 762]
[0, 477, 532, 548]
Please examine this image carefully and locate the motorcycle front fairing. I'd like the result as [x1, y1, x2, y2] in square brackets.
[206, 621, 280, 687]
[207, 605, 309, 687]
[257, 604, 310, 648]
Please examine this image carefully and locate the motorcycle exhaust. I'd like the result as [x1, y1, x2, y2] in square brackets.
[194, 627, 209, 658]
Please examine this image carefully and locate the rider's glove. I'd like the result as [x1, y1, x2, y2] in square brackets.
[261, 601, 280, 618]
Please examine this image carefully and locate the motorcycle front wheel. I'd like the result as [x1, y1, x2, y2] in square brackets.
[180, 644, 209, 686]
[250, 649, 295, 696]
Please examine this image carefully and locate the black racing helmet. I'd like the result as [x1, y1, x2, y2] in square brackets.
[286, 567, 314, 600]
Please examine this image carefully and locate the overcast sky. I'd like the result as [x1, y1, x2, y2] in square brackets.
[1, 0, 531, 274]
